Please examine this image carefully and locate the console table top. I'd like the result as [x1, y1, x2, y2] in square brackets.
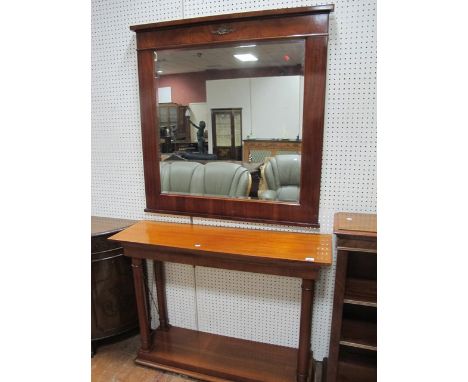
[110, 221, 332, 266]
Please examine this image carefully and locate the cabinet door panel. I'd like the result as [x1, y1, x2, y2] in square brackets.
[91, 250, 138, 340]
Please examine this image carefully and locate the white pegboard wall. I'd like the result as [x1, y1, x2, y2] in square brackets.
[146, 261, 198, 330]
[183, 0, 331, 18]
[195, 267, 301, 347]
[91, 0, 376, 360]
[92, 0, 185, 222]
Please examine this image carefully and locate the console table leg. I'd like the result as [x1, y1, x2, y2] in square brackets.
[153, 260, 170, 330]
[132, 257, 152, 352]
[297, 279, 315, 382]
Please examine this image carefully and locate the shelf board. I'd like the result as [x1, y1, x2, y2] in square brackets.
[337, 347, 377, 382]
[135, 326, 299, 382]
[337, 360, 377, 382]
[343, 299, 377, 307]
[344, 278, 376, 306]
[340, 319, 376, 351]
[339, 340, 377, 352]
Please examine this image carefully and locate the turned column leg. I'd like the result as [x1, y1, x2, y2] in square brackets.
[153, 260, 170, 330]
[297, 279, 315, 382]
[132, 257, 152, 352]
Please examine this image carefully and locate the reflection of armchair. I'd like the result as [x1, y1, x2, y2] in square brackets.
[258, 155, 301, 202]
[160, 161, 251, 197]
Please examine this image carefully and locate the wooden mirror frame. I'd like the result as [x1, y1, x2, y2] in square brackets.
[131, 5, 334, 227]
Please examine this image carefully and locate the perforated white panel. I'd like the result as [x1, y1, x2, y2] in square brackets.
[91, 0, 376, 360]
[146, 261, 198, 329]
[196, 267, 301, 347]
[91, 0, 188, 223]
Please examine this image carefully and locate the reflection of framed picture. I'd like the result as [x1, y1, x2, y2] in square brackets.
[158, 87, 171, 103]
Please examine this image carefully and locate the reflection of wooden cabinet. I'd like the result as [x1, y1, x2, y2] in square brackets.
[242, 139, 302, 162]
[326, 213, 377, 382]
[212, 108, 242, 160]
[158, 103, 189, 142]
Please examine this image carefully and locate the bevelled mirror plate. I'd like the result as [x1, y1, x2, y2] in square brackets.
[155, 40, 304, 203]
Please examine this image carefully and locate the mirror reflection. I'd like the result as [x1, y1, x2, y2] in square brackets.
[155, 40, 304, 202]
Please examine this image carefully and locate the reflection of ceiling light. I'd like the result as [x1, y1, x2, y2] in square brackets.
[157, 70, 163, 73]
[238, 44, 256, 48]
[233, 53, 258, 62]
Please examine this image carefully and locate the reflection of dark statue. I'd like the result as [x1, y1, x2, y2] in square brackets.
[188, 120, 206, 154]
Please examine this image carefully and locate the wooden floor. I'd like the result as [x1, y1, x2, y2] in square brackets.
[91, 334, 323, 382]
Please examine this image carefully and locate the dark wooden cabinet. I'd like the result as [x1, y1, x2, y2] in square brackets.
[325, 213, 377, 382]
[91, 217, 139, 355]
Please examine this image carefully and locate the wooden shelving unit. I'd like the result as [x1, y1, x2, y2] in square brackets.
[325, 213, 377, 382]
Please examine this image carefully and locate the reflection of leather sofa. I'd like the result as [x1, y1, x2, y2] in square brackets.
[160, 161, 251, 197]
[258, 155, 301, 202]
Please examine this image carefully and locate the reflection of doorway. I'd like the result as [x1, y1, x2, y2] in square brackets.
[211, 108, 242, 160]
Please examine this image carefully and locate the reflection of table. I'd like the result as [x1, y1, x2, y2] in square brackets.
[160, 141, 208, 154]
[243, 139, 302, 162]
[110, 221, 332, 382]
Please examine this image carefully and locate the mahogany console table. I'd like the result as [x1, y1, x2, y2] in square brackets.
[110, 221, 332, 382]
